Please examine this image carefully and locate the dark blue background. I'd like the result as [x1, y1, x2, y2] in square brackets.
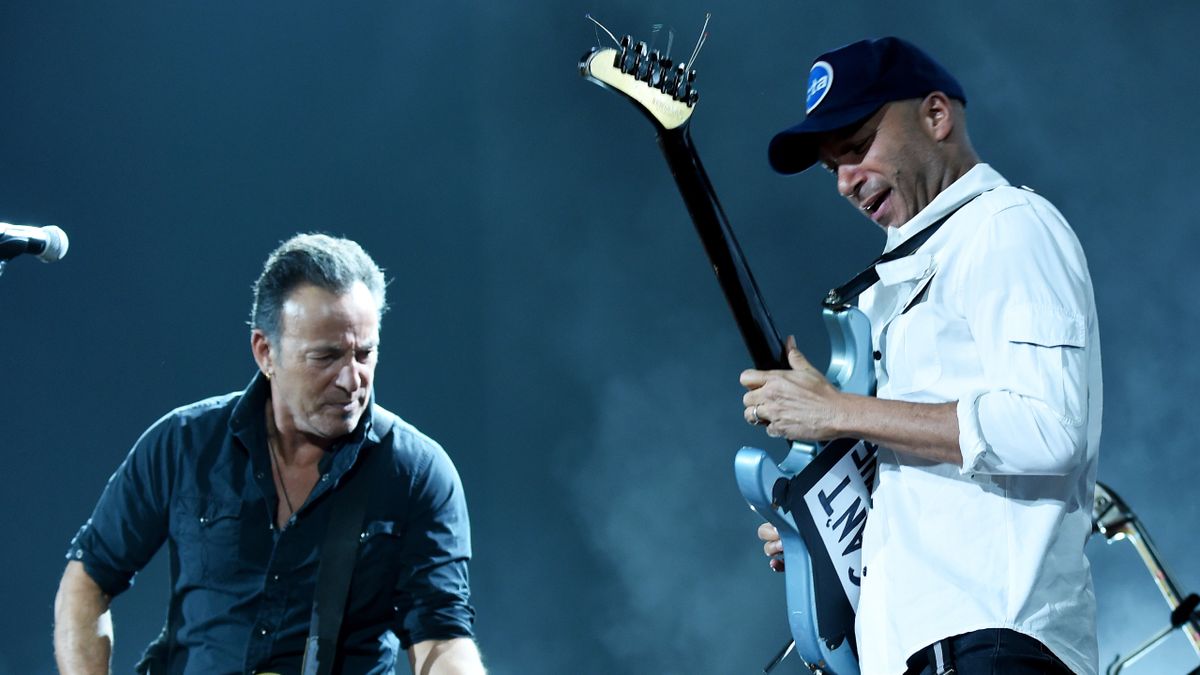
[2, 1, 1197, 673]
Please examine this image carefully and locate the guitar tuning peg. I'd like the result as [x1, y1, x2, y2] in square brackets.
[672, 63, 687, 99]
[657, 57, 674, 91]
[680, 70, 698, 103]
[645, 50, 660, 83]
[616, 35, 632, 72]
[631, 41, 648, 79]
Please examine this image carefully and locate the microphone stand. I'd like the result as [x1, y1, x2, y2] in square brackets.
[1106, 593, 1200, 674]
[1094, 482, 1200, 673]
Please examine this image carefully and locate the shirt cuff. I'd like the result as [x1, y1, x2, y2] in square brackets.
[956, 390, 990, 474]
[66, 526, 135, 598]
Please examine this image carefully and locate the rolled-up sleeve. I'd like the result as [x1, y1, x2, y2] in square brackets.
[66, 414, 175, 596]
[391, 442, 475, 648]
[955, 200, 1095, 476]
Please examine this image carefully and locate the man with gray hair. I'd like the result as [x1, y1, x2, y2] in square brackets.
[54, 234, 484, 674]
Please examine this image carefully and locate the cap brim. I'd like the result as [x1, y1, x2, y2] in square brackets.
[767, 101, 886, 175]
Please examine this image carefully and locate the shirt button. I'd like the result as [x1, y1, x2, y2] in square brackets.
[198, 516, 208, 525]
[272, 574, 280, 582]
[873, 350, 882, 361]
[256, 472, 265, 479]
[258, 626, 268, 636]
[321, 474, 330, 482]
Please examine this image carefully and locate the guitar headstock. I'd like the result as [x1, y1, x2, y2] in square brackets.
[579, 34, 699, 131]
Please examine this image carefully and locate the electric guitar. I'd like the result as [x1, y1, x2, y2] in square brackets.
[581, 25, 873, 674]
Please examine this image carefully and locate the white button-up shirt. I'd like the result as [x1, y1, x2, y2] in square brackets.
[854, 164, 1101, 675]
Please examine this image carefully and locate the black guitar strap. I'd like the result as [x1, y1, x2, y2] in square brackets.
[824, 190, 998, 308]
[823, 211, 953, 309]
[300, 437, 390, 675]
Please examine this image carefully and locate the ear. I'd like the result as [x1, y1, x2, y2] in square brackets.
[251, 329, 274, 379]
[920, 91, 957, 143]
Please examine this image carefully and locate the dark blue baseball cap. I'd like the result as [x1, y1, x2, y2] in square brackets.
[767, 37, 966, 174]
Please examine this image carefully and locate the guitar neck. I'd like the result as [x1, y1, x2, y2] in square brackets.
[656, 125, 787, 370]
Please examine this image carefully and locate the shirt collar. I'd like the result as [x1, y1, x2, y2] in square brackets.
[882, 163, 1008, 254]
[228, 371, 381, 453]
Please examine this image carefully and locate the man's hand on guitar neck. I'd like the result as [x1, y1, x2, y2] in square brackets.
[739, 336, 962, 465]
[739, 336, 845, 441]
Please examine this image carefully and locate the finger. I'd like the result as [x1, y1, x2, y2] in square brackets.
[786, 334, 797, 353]
[745, 403, 769, 426]
[786, 342, 811, 371]
[770, 558, 786, 573]
[766, 422, 782, 438]
[739, 369, 769, 389]
[762, 538, 783, 557]
[757, 522, 779, 542]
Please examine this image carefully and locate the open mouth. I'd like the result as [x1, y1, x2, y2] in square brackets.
[863, 189, 891, 216]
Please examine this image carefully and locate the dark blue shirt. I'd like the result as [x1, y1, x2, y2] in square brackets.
[67, 373, 474, 675]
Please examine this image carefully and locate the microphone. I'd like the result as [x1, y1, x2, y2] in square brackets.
[0, 223, 70, 263]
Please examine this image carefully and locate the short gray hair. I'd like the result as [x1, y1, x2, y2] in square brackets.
[250, 233, 387, 341]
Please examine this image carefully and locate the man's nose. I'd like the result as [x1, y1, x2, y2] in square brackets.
[837, 163, 864, 200]
[335, 360, 364, 392]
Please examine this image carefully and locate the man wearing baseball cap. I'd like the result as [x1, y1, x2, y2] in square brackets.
[741, 37, 1100, 675]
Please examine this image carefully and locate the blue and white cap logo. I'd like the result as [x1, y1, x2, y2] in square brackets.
[805, 60, 834, 114]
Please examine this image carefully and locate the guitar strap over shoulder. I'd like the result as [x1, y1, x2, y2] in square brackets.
[824, 190, 997, 308]
[300, 437, 391, 675]
[823, 211, 953, 309]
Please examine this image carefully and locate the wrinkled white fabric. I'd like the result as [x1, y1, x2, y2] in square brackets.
[854, 164, 1101, 675]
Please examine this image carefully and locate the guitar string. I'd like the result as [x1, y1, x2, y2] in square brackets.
[684, 12, 711, 72]
[584, 14, 621, 48]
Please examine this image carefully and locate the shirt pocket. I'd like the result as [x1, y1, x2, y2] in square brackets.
[169, 496, 244, 585]
[882, 302, 943, 395]
[1001, 304, 1085, 349]
[998, 304, 1088, 423]
[347, 519, 406, 614]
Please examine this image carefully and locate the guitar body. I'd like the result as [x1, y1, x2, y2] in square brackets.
[581, 40, 873, 672]
[736, 306, 874, 674]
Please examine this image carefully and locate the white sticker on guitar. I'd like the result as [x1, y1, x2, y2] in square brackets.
[802, 441, 877, 609]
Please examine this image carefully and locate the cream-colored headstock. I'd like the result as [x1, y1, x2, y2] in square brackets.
[580, 40, 698, 131]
